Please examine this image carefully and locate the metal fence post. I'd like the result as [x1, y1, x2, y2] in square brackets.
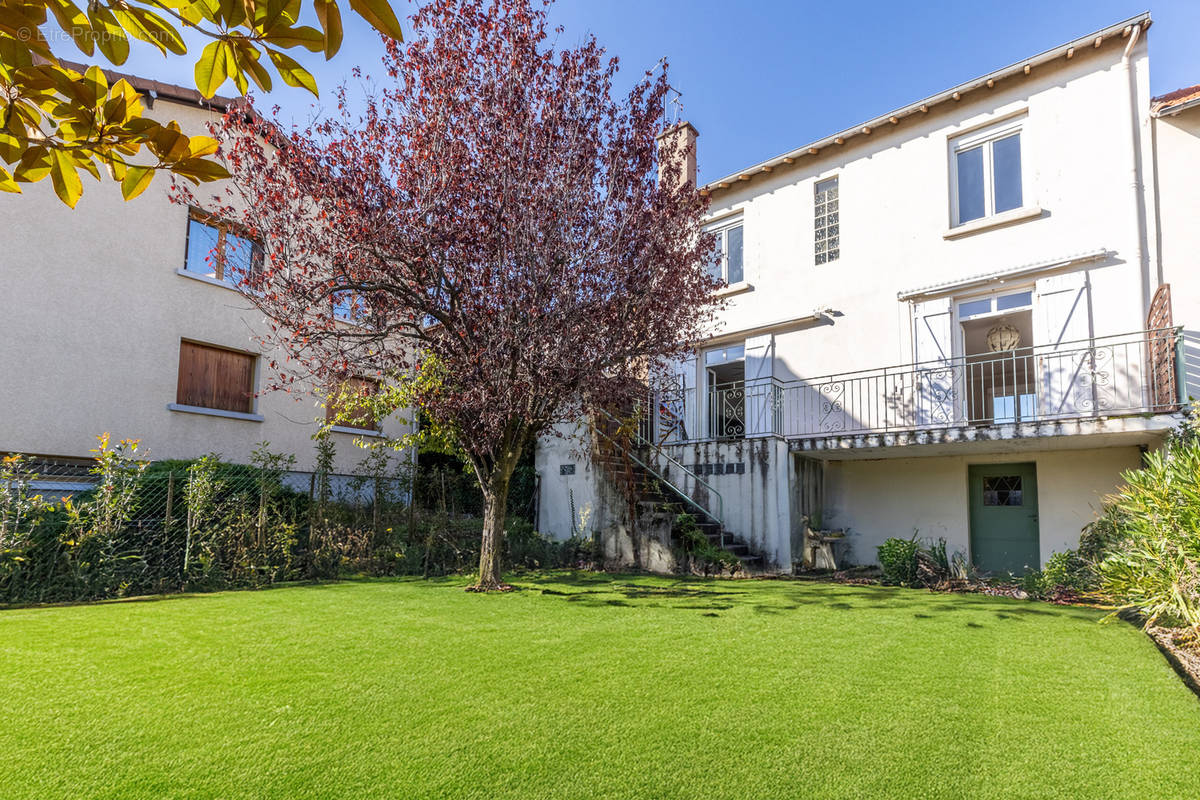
[164, 471, 175, 530]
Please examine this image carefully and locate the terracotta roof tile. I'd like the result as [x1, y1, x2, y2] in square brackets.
[56, 59, 239, 112]
[1152, 84, 1200, 115]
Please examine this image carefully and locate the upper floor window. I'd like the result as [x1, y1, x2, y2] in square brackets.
[184, 209, 263, 285]
[332, 284, 367, 324]
[706, 217, 743, 284]
[950, 120, 1023, 226]
[814, 177, 839, 264]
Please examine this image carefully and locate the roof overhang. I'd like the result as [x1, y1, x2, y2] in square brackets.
[55, 58, 237, 113]
[1153, 96, 1200, 118]
[699, 310, 829, 346]
[897, 248, 1111, 301]
[705, 12, 1152, 195]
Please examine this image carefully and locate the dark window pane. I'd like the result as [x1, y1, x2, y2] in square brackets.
[992, 133, 1022, 213]
[956, 146, 985, 223]
[725, 225, 743, 283]
[185, 218, 220, 278]
[982, 475, 1023, 506]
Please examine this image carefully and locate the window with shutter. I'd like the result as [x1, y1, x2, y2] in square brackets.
[176, 341, 256, 414]
[327, 377, 379, 431]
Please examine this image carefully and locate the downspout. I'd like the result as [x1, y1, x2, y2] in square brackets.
[1121, 23, 1148, 324]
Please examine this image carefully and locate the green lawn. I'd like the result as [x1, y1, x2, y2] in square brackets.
[2, 574, 1199, 799]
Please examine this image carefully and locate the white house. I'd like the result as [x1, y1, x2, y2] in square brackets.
[537, 12, 1200, 574]
[0, 69, 412, 476]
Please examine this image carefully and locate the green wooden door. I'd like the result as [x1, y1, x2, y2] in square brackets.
[968, 462, 1040, 575]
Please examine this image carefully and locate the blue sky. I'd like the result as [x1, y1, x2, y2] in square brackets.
[106, 1, 1199, 180]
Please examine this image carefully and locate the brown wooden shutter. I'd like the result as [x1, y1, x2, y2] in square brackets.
[177, 341, 256, 413]
[1146, 284, 1177, 412]
[326, 377, 378, 430]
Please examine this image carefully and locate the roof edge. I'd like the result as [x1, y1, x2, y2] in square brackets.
[705, 12, 1152, 194]
[55, 59, 238, 113]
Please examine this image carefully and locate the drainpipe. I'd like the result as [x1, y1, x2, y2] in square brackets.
[1121, 23, 1147, 326]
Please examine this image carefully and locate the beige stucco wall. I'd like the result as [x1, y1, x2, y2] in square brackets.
[824, 445, 1143, 568]
[0, 100, 412, 473]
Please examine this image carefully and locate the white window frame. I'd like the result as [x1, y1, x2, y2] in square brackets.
[814, 175, 839, 264]
[954, 287, 1034, 324]
[705, 215, 744, 285]
[949, 117, 1026, 228]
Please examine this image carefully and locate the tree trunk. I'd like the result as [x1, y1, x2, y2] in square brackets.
[470, 470, 512, 592]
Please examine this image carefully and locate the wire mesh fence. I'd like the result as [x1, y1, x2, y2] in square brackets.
[0, 447, 572, 605]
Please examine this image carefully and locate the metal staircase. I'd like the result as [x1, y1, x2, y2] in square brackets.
[591, 407, 764, 570]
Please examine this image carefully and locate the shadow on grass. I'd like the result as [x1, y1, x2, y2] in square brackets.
[507, 571, 1108, 622]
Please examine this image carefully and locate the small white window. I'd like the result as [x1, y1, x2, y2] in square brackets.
[706, 217, 744, 284]
[814, 177, 839, 264]
[957, 289, 1032, 321]
[950, 120, 1024, 226]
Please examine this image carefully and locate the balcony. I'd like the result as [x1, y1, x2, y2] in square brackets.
[644, 329, 1183, 452]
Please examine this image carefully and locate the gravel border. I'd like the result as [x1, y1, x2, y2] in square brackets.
[1145, 624, 1200, 698]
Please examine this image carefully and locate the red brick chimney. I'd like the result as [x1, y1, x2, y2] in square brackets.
[656, 121, 698, 191]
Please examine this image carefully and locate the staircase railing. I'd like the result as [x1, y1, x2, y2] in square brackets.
[592, 407, 725, 544]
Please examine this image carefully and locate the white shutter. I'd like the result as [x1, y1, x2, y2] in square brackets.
[914, 297, 954, 364]
[1035, 271, 1093, 418]
[744, 334, 776, 436]
[912, 298, 961, 426]
[656, 354, 696, 443]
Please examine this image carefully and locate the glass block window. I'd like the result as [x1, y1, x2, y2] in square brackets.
[950, 119, 1024, 226]
[982, 475, 1023, 506]
[814, 177, 839, 264]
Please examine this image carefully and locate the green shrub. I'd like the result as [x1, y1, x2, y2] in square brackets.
[1043, 550, 1092, 592]
[506, 519, 597, 571]
[913, 537, 970, 588]
[673, 513, 738, 569]
[878, 535, 919, 586]
[1089, 435, 1200, 631]
[1019, 569, 1046, 598]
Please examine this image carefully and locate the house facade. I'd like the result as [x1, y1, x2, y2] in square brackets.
[538, 12, 1200, 574]
[0, 72, 411, 476]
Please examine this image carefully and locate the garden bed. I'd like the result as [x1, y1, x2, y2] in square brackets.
[1147, 624, 1200, 697]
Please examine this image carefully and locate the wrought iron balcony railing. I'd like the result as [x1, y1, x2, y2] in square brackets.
[643, 328, 1183, 445]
